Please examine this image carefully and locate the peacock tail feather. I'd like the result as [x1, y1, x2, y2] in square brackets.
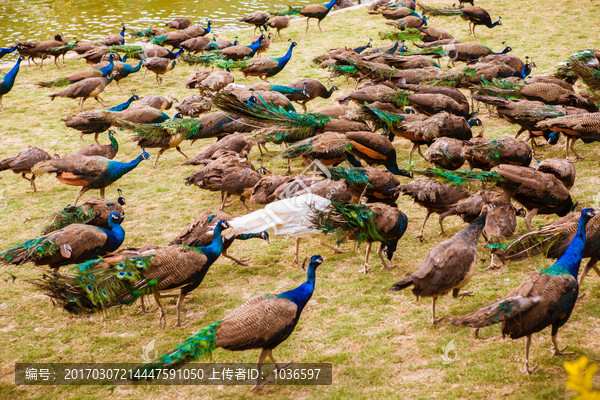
[37, 77, 71, 88]
[473, 78, 524, 98]
[135, 321, 222, 373]
[215, 59, 247, 70]
[43, 205, 96, 234]
[325, 166, 373, 187]
[110, 45, 143, 58]
[310, 202, 385, 245]
[180, 53, 222, 66]
[388, 90, 411, 108]
[131, 29, 157, 38]
[553, 50, 598, 82]
[417, 4, 463, 16]
[570, 58, 600, 94]
[32, 255, 157, 314]
[379, 29, 422, 42]
[413, 167, 507, 186]
[47, 43, 76, 54]
[359, 105, 405, 131]
[115, 118, 204, 142]
[422, 67, 477, 87]
[271, 6, 303, 16]
[0, 237, 60, 265]
[149, 35, 168, 45]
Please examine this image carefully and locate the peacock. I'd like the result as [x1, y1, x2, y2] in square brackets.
[0, 212, 125, 269]
[111, 117, 206, 167]
[112, 58, 143, 91]
[0, 146, 53, 192]
[170, 210, 269, 265]
[101, 24, 126, 46]
[222, 42, 297, 81]
[418, 4, 501, 37]
[165, 18, 192, 30]
[220, 35, 264, 61]
[142, 57, 179, 86]
[33, 152, 150, 205]
[413, 166, 574, 231]
[76, 130, 119, 159]
[453, 208, 597, 374]
[240, 11, 270, 34]
[266, 16, 291, 39]
[0, 56, 24, 111]
[34, 220, 230, 328]
[37, 53, 116, 88]
[536, 112, 600, 161]
[42, 194, 125, 234]
[390, 205, 490, 323]
[461, 136, 533, 170]
[275, 0, 338, 32]
[49, 73, 115, 111]
[311, 202, 408, 273]
[324, 166, 402, 205]
[284, 78, 338, 113]
[130, 254, 323, 388]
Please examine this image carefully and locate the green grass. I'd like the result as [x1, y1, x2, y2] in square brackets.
[1, 0, 600, 399]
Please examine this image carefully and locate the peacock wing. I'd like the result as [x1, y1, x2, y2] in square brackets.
[10, 147, 52, 172]
[216, 294, 298, 350]
[142, 246, 208, 291]
[54, 224, 110, 259]
[242, 57, 279, 73]
[170, 211, 231, 246]
[412, 237, 477, 296]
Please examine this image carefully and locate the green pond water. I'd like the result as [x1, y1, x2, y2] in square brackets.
[0, 0, 317, 47]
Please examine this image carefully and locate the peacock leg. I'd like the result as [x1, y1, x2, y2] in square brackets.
[408, 144, 417, 165]
[73, 187, 89, 206]
[551, 331, 574, 356]
[319, 236, 346, 254]
[153, 149, 166, 168]
[416, 145, 427, 161]
[431, 297, 443, 324]
[21, 173, 37, 192]
[115, 81, 124, 93]
[175, 146, 189, 159]
[292, 238, 302, 264]
[482, 253, 501, 271]
[377, 244, 395, 270]
[564, 136, 570, 159]
[416, 210, 432, 241]
[250, 349, 270, 391]
[317, 19, 323, 32]
[99, 187, 105, 199]
[153, 289, 167, 329]
[173, 290, 188, 327]
[524, 208, 537, 231]
[95, 96, 106, 107]
[79, 97, 86, 112]
[53, 56, 61, 69]
[239, 196, 251, 212]
[223, 249, 250, 266]
[523, 335, 539, 374]
[94, 133, 100, 144]
[569, 138, 585, 161]
[143, 68, 147, 78]
[221, 192, 231, 210]
[301, 102, 308, 113]
[137, 296, 156, 314]
[305, 18, 310, 33]
[452, 287, 474, 299]
[286, 158, 292, 174]
[361, 242, 372, 274]
[40, 56, 45, 70]
[0, 95, 3, 111]
[514, 127, 526, 139]
[277, 30, 282, 40]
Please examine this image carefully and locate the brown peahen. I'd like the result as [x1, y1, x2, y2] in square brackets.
[265, 16, 290, 39]
[425, 137, 466, 170]
[536, 112, 600, 161]
[398, 178, 471, 240]
[285, 78, 338, 112]
[183, 135, 252, 166]
[165, 18, 192, 30]
[0, 146, 53, 192]
[142, 57, 177, 86]
[175, 95, 212, 117]
[185, 69, 234, 93]
[49, 74, 115, 111]
[453, 209, 597, 374]
[240, 11, 270, 34]
[462, 136, 533, 170]
[390, 205, 489, 323]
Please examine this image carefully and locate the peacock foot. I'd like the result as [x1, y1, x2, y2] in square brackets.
[457, 291, 474, 300]
[552, 346, 574, 356]
[173, 319, 189, 328]
[137, 306, 156, 315]
[415, 233, 425, 242]
[522, 363, 539, 375]
[431, 316, 444, 325]
[381, 265, 397, 271]
[361, 264, 370, 274]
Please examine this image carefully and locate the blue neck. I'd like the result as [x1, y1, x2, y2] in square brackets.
[1, 57, 22, 91]
[354, 43, 370, 54]
[520, 64, 532, 79]
[205, 21, 211, 34]
[108, 96, 136, 112]
[247, 39, 262, 56]
[277, 44, 295, 68]
[324, 0, 337, 12]
[543, 215, 589, 279]
[119, 26, 126, 37]
[197, 225, 225, 264]
[488, 20, 501, 28]
[98, 57, 114, 77]
[106, 154, 145, 180]
[278, 263, 317, 314]
[98, 219, 125, 252]
[109, 133, 119, 151]
[173, 48, 184, 58]
[384, 156, 412, 178]
[0, 46, 18, 58]
[236, 232, 264, 240]
[124, 60, 143, 74]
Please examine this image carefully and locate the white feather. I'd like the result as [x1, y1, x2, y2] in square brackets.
[223, 194, 331, 239]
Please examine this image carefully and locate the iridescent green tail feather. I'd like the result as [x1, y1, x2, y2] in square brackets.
[310, 202, 385, 245]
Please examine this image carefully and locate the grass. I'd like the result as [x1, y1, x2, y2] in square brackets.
[1, 0, 600, 398]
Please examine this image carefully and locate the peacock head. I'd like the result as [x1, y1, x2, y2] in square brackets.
[215, 220, 230, 231]
[422, 15, 428, 26]
[141, 151, 151, 160]
[581, 208, 597, 221]
[259, 231, 270, 243]
[108, 211, 125, 225]
[17, 56, 25, 62]
[290, 41, 298, 49]
[480, 203, 493, 217]
[131, 94, 140, 101]
[468, 118, 482, 127]
[304, 255, 324, 271]
[117, 188, 126, 205]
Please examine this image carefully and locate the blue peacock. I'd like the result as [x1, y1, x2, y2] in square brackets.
[32, 152, 150, 205]
[224, 42, 297, 81]
[0, 56, 24, 111]
[131, 254, 324, 388]
[0, 212, 125, 269]
[274, 0, 338, 32]
[35, 220, 233, 327]
[453, 208, 597, 374]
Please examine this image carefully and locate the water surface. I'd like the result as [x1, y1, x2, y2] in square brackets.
[0, 0, 316, 47]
